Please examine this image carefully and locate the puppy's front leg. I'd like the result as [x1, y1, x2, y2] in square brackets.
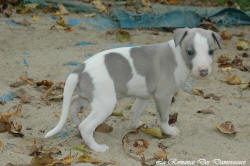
[129, 98, 147, 129]
[154, 93, 179, 136]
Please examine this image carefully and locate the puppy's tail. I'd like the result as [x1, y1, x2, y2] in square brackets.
[45, 73, 79, 138]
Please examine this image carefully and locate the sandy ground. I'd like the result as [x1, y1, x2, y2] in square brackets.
[0, 13, 250, 166]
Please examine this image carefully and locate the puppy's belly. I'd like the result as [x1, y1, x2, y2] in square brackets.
[126, 74, 149, 98]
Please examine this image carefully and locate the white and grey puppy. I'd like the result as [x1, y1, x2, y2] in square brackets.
[45, 28, 221, 152]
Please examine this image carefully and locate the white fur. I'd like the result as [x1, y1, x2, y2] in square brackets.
[45, 73, 79, 138]
[192, 33, 212, 77]
[169, 40, 189, 88]
[45, 32, 213, 152]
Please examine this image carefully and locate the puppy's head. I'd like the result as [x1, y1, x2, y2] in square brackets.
[173, 28, 221, 78]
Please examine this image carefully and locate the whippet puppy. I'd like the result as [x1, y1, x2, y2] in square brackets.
[45, 28, 221, 152]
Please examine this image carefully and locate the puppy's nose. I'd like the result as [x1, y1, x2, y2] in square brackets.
[199, 69, 208, 77]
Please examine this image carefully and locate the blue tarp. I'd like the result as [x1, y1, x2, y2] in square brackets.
[23, 0, 250, 28]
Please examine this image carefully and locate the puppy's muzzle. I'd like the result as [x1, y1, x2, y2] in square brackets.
[199, 69, 208, 77]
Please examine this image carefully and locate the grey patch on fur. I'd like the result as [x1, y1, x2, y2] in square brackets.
[104, 52, 133, 95]
[72, 63, 85, 74]
[130, 43, 177, 94]
[76, 71, 94, 102]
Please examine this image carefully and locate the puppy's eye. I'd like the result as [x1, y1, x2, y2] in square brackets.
[187, 50, 194, 56]
[209, 50, 214, 56]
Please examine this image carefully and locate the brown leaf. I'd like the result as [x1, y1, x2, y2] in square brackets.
[92, 0, 107, 14]
[19, 76, 35, 86]
[36, 80, 54, 87]
[168, 112, 178, 124]
[231, 56, 243, 70]
[0, 122, 11, 132]
[9, 81, 25, 88]
[3, 4, 13, 17]
[30, 153, 54, 166]
[220, 31, 232, 40]
[57, 3, 69, 15]
[8, 130, 24, 137]
[0, 112, 16, 123]
[48, 147, 61, 155]
[29, 144, 42, 156]
[192, 89, 204, 96]
[64, 27, 74, 32]
[154, 148, 168, 161]
[51, 152, 72, 165]
[239, 52, 249, 58]
[197, 109, 215, 114]
[95, 123, 113, 133]
[167, 0, 178, 5]
[77, 155, 102, 164]
[14, 89, 30, 104]
[0, 101, 6, 105]
[133, 139, 149, 148]
[216, 55, 231, 63]
[0, 140, 2, 149]
[224, 72, 241, 85]
[216, 121, 236, 135]
[203, 93, 220, 101]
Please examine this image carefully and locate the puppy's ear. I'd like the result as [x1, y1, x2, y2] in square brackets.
[173, 28, 189, 47]
[211, 32, 222, 49]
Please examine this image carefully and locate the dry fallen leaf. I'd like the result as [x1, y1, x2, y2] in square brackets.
[13, 89, 30, 104]
[167, 0, 178, 5]
[141, 126, 164, 139]
[0, 141, 2, 149]
[16, 6, 31, 14]
[216, 55, 231, 63]
[0, 122, 11, 133]
[32, 16, 39, 21]
[56, 16, 68, 27]
[64, 27, 74, 32]
[231, 56, 243, 70]
[9, 81, 25, 88]
[3, 4, 13, 17]
[203, 93, 220, 101]
[95, 123, 113, 133]
[216, 121, 237, 135]
[20, 76, 35, 86]
[220, 31, 232, 40]
[133, 139, 149, 154]
[92, 0, 107, 14]
[197, 109, 215, 114]
[36, 80, 54, 87]
[192, 89, 204, 96]
[237, 39, 250, 50]
[57, 3, 69, 15]
[84, 13, 96, 18]
[77, 155, 102, 164]
[154, 148, 168, 161]
[240, 52, 249, 58]
[116, 29, 131, 43]
[111, 110, 123, 116]
[8, 130, 24, 137]
[224, 72, 241, 85]
[169, 112, 178, 124]
[29, 144, 42, 156]
[48, 147, 61, 155]
[30, 153, 54, 166]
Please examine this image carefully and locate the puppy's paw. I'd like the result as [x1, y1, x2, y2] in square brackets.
[161, 125, 180, 136]
[91, 144, 109, 152]
[129, 120, 143, 129]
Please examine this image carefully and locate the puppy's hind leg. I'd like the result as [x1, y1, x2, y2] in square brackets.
[70, 95, 88, 126]
[129, 98, 147, 129]
[79, 95, 116, 152]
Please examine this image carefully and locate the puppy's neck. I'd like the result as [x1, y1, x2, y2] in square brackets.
[171, 42, 190, 88]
